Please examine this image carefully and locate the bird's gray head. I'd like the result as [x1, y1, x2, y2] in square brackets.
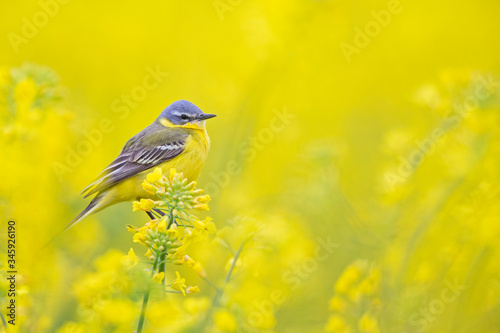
[158, 100, 216, 127]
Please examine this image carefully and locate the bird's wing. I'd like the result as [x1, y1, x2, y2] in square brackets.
[81, 124, 188, 198]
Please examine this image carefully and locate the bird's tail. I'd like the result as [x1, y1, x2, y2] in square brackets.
[42, 194, 104, 250]
[65, 197, 101, 232]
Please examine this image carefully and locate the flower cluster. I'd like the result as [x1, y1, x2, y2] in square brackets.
[127, 219, 182, 263]
[128, 168, 216, 295]
[1, 63, 67, 140]
[326, 259, 381, 333]
[139, 167, 211, 213]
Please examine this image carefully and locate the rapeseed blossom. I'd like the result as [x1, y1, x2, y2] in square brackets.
[3, 3, 500, 330]
[129, 168, 215, 331]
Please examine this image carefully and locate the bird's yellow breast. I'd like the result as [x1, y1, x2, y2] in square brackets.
[109, 128, 210, 203]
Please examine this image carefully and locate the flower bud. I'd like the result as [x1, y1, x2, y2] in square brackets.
[142, 181, 157, 194]
[170, 242, 181, 248]
[186, 286, 200, 293]
[126, 225, 137, 234]
[194, 203, 209, 211]
[195, 195, 211, 204]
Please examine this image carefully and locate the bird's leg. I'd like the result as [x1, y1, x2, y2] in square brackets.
[153, 208, 165, 217]
[145, 209, 167, 220]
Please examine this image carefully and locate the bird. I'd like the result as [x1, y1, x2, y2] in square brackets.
[65, 100, 216, 232]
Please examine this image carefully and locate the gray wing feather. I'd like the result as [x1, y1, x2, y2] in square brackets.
[81, 124, 188, 198]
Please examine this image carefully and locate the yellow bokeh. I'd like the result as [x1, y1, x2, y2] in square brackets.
[1, 0, 500, 332]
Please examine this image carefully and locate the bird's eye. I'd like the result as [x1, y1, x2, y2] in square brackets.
[180, 114, 189, 121]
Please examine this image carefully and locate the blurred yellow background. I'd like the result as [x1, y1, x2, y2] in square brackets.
[1, 0, 500, 332]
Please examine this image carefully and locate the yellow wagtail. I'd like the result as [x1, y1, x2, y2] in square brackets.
[66, 100, 216, 230]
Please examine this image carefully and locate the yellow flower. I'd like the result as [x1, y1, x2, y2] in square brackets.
[186, 285, 200, 293]
[326, 314, 349, 332]
[167, 224, 181, 239]
[121, 248, 140, 267]
[132, 198, 156, 212]
[361, 268, 381, 295]
[207, 221, 217, 234]
[157, 218, 167, 232]
[14, 77, 37, 109]
[194, 203, 210, 211]
[192, 217, 217, 241]
[142, 180, 157, 194]
[133, 227, 148, 246]
[172, 243, 188, 260]
[359, 313, 380, 333]
[195, 194, 211, 204]
[184, 255, 206, 277]
[173, 258, 184, 265]
[147, 167, 163, 183]
[171, 271, 187, 296]
[347, 286, 362, 303]
[329, 295, 346, 312]
[169, 168, 177, 183]
[139, 168, 212, 214]
[335, 264, 363, 294]
[126, 224, 138, 233]
[179, 228, 195, 248]
[214, 309, 238, 332]
[358, 277, 377, 296]
[153, 272, 165, 284]
[142, 198, 155, 211]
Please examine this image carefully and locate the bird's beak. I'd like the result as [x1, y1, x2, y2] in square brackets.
[198, 113, 217, 120]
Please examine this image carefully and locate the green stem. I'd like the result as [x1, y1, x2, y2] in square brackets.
[158, 252, 167, 286]
[136, 256, 159, 333]
[1, 312, 7, 331]
[167, 209, 176, 228]
[197, 241, 246, 332]
[212, 240, 245, 307]
[203, 277, 220, 292]
[158, 210, 176, 286]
